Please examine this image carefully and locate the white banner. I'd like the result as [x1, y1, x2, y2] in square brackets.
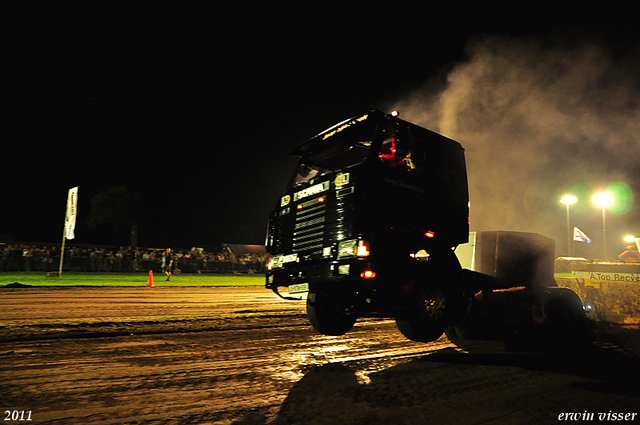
[572, 271, 640, 283]
[64, 187, 78, 240]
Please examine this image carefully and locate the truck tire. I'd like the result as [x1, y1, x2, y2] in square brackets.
[395, 282, 451, 342]
[394, 251, 464, 343]
[307, 291, 357, 336]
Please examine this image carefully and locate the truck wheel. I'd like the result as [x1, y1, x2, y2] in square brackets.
[307, 291, 357, 336]
[394, 250, 464, 343]
[395, 282, 452, 342]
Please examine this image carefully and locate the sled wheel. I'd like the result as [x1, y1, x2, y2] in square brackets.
[307, 291, 357, 336]
[543, 287, 593, 349]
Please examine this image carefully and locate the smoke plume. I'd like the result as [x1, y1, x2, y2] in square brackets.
[391, 36, 640, 247]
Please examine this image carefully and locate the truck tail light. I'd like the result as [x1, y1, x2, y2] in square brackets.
[360, 270, 376, 279]
[356, 240, 370, 257]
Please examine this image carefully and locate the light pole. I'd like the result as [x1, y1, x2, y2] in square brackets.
[560, 195, 577, 256]
[593, 192, 614, 260]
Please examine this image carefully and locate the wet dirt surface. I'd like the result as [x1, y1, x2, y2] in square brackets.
[1, 286, 639, 424]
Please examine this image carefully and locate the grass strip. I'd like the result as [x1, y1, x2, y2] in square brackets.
[0, 272, 266, 287]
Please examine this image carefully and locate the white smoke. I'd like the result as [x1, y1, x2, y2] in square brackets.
[391, 36, 640, 241]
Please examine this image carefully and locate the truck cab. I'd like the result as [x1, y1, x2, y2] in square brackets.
[266, 110, 470, 341]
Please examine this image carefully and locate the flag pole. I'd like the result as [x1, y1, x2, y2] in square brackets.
[58, 222, 67, 276]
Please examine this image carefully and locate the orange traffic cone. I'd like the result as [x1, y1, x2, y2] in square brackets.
[147, 270, 154, 287]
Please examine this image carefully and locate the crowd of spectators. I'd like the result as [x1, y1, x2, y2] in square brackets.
[0, 244, 270, 274]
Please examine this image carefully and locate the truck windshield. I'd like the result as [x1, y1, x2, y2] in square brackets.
[290, 121, 377, 187]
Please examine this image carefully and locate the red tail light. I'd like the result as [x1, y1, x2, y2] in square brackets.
[425, 231, 435, 238]
[360, 270, 376, 279]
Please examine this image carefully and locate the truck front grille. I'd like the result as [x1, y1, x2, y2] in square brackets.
[293, 198, 326, 256]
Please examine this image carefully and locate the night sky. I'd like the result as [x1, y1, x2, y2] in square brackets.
[3, 1, 640, 253]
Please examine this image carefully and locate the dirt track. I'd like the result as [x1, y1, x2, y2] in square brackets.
[1, 286, 639, 424]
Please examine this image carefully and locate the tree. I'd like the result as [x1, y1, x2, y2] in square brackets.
[87, 187, 142, 246]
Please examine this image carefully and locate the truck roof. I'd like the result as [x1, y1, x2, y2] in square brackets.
[288, 109, 463, 157]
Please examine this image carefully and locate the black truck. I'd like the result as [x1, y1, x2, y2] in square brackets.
[266, 110, 470, 342]
[266, 110, 590, 346]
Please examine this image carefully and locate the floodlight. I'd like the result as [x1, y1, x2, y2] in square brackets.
[593, 192, 613, 208]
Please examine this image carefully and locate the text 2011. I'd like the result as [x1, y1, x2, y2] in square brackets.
[4, 411, 32, 422]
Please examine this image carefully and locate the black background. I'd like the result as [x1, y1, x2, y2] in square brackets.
[3, 1, 639, 250]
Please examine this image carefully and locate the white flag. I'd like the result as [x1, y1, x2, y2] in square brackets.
[64, 187, 79, 240]
[573, 227, 591, 244]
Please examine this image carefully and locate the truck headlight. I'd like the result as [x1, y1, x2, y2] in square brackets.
[337, 239, 370, 259]
[268, 253, 298, 270]
[269, 255, 284, 270]
[337, 240, 357, 259]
